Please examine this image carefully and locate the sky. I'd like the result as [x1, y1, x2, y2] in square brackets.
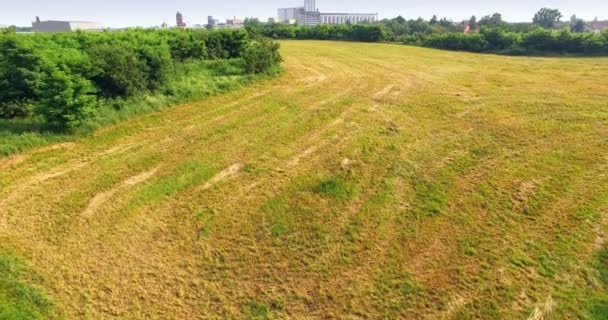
[1, 0, 607, 28]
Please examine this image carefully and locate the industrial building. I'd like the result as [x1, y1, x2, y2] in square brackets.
[32, 17, 102, 32]
[278, 7, 302, 25]
[278, 0, 377, 26]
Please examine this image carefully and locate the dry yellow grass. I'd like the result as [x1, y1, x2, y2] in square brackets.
[1, 41, 608, 319]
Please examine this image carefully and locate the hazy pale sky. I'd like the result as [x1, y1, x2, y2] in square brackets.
[1, 0, 606, 28]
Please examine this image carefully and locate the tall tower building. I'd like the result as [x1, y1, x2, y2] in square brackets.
[176, 11, 186, 28]
[304, 0, 316, 12]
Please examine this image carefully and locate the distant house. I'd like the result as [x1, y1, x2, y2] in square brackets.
[32, 17, 102, 32]
[588, 19, 608, 33]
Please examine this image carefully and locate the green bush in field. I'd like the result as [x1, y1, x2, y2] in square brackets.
[36, 68, 97, 130]
[242, 37, 282, 74]
[88, 43, 148, 98]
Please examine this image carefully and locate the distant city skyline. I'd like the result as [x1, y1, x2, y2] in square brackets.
[1, 0, 607, 28]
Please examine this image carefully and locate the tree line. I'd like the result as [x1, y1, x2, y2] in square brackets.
[246, 24, 386, 43]
[0, 29, 281, 129]
[245, 8, 608, 55]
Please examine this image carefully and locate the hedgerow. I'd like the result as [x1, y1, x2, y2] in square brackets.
[0, 29, 281, 130]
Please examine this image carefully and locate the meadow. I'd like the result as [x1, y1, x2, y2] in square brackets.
[1, 41, 607, 319]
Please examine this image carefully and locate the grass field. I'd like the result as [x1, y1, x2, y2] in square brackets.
[1, 40, 607, 319]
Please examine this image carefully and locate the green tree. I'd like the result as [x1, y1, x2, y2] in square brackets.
[88, 43, 148, 97]
[0, 35, 44, 117]
[469, 16, 478, 30]
[533, 8, 563, 29]
[430, 15, 438, 25]
[570, 15, 587, 33]
[479, 13, 504, 28]
[37, 67, 97, 130]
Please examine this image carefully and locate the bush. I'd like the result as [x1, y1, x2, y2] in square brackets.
[242, 37, 282, 74]
[0, 102, 33, 119]
[413, 27, 608, 55]
[480, 27, 518, 51]
[422, 33, 487, 52]
[167, 31, 208, 61]
[135, 43, 174, 91]
[88, 43, 148, 97]
[36, 68, 97, 130]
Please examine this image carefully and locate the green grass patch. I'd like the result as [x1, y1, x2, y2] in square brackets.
[409, 179, 448, 217]
[372, 263, 421, 317]
[243, 298, 285, 319]
[263, 197, 292, 238]
[460, 239, 478, 257]
[597, 246, 608, 287]
[135, 161, 215, 205]
[0, 252, 55, 320]
[587, 298, 608, 320]
[0, 118, 70, 157]
[313, 176, 357, 201]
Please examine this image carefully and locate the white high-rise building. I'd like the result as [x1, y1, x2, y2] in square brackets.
[304, 0, 316, 12]
[279, 0, 375, 26]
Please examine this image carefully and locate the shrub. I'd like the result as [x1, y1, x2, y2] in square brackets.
[135, 44, 174, 91]
[480, 27, 518, 51]
[0, 102, 33, 119]
[422, 33, 487, 52]
[521, 28, 557, 52]
[0, 35, 45, 114]
[88, 42, 148, 97]
[242, 37, 282, 74]
[36, 68, 97, 130]
[167, 31, 208, 61]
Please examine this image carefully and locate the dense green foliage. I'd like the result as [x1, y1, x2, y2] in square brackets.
[246, 23, 386, 42]
[242, 37, 282, 74]
[0, 29, 280, 130]
[409, 28, 608, 55]
[0, 58, 274, 157]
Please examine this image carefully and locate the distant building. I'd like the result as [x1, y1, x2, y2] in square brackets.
[207, 16, 244, 30]
[176, 12, 186, 28]
[304, 0, 316, 12]
[278, 7, 303, 24]
[278, 0, 377, 26]
[320, 13, 378, 25]
[588, 19, 608, 33]
[32, 17, 102, 32]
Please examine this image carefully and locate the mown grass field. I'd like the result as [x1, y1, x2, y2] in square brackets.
[1, 40, 607, 319]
